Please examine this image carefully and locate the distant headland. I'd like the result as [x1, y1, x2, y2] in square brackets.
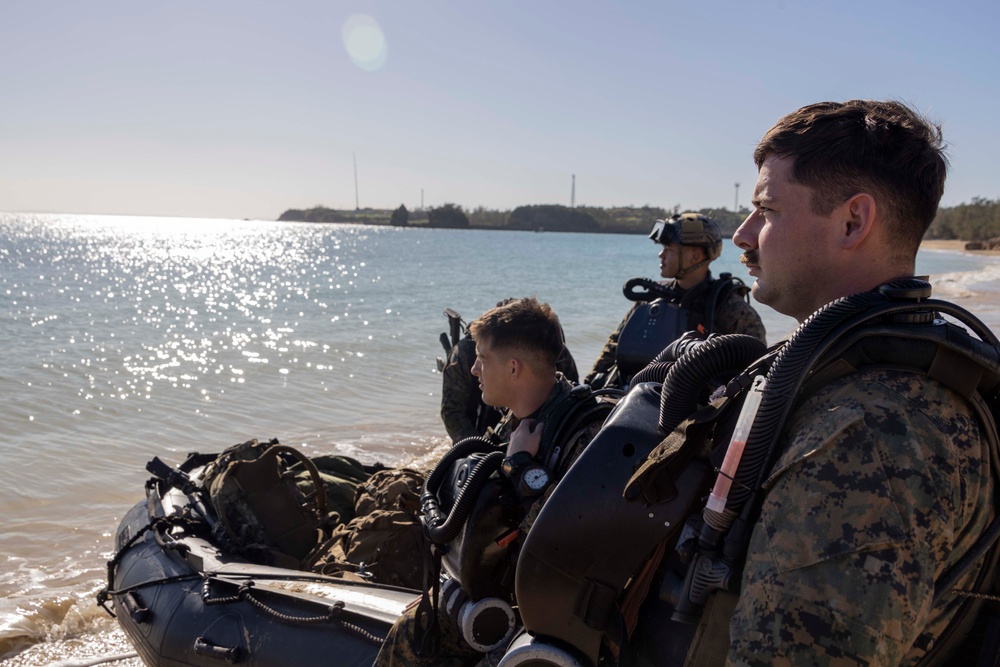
[278, 204, 752, 237]
[278, 198, 1000, 244]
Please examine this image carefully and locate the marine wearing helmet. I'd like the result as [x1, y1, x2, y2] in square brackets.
[584, 212, 765, 389]
[648, 212, 724, 271]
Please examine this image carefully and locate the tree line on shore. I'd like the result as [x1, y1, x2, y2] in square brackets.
[279, 204, 754, 236]
[925, 197, 1000, 246]
[279, 197, 1000, 242]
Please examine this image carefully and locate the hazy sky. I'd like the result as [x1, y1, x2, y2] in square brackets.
[2, 1, 997, 220]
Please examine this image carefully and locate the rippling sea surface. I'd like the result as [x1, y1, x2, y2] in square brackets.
[1, 212, 996, 663]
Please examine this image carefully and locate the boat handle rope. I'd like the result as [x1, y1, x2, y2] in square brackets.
[97, 571, 203, 618]
[201, 577, 384, 645]
[98, 517, 200, 617]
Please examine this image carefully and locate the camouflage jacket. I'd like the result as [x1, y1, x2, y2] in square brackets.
[728, 368, 994, 666]
[584, 275, 767, 384]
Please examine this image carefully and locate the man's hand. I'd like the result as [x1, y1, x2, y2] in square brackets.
[507, 418, 543, 458]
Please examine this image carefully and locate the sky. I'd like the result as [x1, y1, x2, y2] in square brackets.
[1, 0, 998, 221]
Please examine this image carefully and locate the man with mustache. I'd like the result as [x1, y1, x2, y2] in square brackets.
[718, 100, 997, 665]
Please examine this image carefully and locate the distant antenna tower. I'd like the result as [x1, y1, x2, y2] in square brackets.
[354, 153, 360, 210]
[571, 174, 576, 207]
[421, 188, 424, 210]
[734, 182, 739, 211]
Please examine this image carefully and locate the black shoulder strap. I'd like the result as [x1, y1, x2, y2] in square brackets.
[694, 273, 747, 334]
[536, 386, 615, 475]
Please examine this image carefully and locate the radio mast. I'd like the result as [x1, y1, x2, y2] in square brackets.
[354, 153, 360, 210]
[571, 174, 576, 207]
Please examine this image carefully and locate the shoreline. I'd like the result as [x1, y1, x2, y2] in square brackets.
[920, 238, 1000, 255]
[917, 239, 1000, 332]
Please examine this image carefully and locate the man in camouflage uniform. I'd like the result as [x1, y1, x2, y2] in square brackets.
[584, 212, 766, 388]
[377, 297, 604, 667]
[722, 100, 995, 665]
[441, 304, 578, 443]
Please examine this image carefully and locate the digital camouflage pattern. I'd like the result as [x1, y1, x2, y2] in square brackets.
[441, 336, 580, 443]
[375, 598, 484, 667]
[585, 275, 767, 384]
[728, 368, 994, 666]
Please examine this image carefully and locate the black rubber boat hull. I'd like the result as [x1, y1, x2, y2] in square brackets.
[110, 491, 419, 666]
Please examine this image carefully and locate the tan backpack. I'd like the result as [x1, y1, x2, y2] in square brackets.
[306, 468, 428, 589]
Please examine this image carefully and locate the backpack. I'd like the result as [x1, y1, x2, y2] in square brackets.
[202, 438, 332, 569]
[615, 274, 749, 384]
[291, 453, 380, 524]
[202, 438, 378, 569]
[306, 468, 429, 590]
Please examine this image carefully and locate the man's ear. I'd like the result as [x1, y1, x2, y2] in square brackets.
[509, 357, 522, 380]
[684, 245, 707, 264]
[840, 193, 877, 250]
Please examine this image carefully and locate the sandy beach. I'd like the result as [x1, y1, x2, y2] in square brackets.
[921, 238, 1000, 255]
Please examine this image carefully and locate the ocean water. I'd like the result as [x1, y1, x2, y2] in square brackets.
[1, 212, 996, 664]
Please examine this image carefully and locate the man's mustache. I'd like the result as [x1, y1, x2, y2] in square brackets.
[740, 250, 759, 266]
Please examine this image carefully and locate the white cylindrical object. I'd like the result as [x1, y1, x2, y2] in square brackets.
[705, 375, 765, 513]
[497, 631, 587, 667]
[459, 596, 517, 653]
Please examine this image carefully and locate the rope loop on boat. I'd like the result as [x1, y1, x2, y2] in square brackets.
[199, 576, 385, 644]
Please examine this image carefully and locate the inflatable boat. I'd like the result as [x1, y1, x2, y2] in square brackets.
[99, 452, 420, 667]
[97, 375, 714, 667]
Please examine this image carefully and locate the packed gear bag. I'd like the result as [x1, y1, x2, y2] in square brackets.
[354, 467, 425, 516]
[291, 453, 381, 525]
[201, 438, 336, 568]
[306, 468, 429, 589]
[201, 438, 381, 569]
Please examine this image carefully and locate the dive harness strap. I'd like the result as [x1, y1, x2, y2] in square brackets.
[623, 352, 775, 505]
[537, 383, 613, 474]
[412, 543, 444, 657]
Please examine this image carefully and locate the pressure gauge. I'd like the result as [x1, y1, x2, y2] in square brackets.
[519, 464, 550, 496]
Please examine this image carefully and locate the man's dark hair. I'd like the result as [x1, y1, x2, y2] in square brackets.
[470, 297, 563, 369]
[754, 99, 948, 258]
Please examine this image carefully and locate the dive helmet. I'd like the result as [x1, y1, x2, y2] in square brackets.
[648, 212, 723, 261]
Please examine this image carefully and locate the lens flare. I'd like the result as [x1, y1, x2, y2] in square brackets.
[342, 14, 388, 72]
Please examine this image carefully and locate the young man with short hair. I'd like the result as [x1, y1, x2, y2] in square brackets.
[439, 300, 578, 443]
[375, 297, 607, 667]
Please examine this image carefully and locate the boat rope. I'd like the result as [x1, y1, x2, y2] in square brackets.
[97, 572, 204, 618]
[201, 578, 385, 645]
[41, 652, 140, 667]
[97, 516, 204, 618]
